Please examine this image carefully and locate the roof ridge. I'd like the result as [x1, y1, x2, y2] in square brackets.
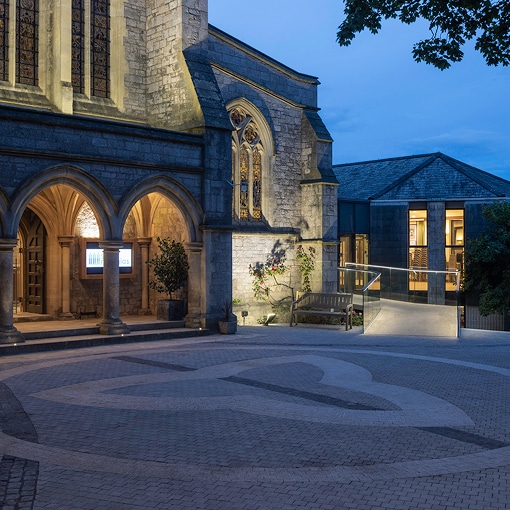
[369, 155, 438, 199]
[439, 154, 510, 196]
[333, 152, 441, 169]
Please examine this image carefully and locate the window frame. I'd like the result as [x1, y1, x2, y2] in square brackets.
[229, 102, 273, 224]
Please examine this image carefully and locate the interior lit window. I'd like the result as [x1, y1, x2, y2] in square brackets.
[409, 209, 427, 269]
[445, 209, 464, 276]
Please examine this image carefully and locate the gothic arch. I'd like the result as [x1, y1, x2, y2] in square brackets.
[119, 175, 204, 243]
[9, 165, 118, 239]
[226, 98, 276, 223]
[226, 98, 275, 154]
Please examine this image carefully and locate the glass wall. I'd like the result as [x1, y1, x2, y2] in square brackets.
[445, 209, 464, 291]
[409, 209, 428, 292]
[340, 234, 369, 290]
[340, 234, 369, 266]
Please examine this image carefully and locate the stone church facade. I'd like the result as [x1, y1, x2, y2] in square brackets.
[0, 0, 337, 342]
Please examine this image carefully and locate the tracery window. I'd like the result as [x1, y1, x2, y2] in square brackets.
[230, 107, 263, 222]
[0, 0, 39, 85]
[0, 0, 8, 81]
[90, 0, 109, 97]
[16, 0, 38, 85]
[71, 0, 85, 93]
[72, 0, 110, 97]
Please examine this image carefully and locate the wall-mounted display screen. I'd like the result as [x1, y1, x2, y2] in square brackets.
[81, 240, 135, 278]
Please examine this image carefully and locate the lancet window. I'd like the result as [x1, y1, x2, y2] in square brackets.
[72, 0, 110, 97]
[0, 0, 39, 85]
[0, 0, 8, 81]
[230, 107, 264, 222]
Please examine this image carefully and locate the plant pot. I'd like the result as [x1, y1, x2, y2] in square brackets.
[218, 320, 237, 334]
[157, 299, 185, 321]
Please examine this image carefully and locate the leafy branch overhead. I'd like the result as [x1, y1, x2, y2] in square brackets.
[337, 0, 510, 69]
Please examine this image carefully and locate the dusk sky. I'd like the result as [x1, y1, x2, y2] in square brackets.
[208, 1, 510, 181]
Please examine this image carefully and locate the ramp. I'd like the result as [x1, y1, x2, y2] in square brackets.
[366, 299, 458, 337]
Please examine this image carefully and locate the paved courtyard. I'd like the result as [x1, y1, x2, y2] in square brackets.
[1, 325, 509, 509]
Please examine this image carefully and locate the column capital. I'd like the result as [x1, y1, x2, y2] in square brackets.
[98, 240, 125, 251]
[58, 235, 75, 247]
[137, 237, 153, 247]
[0, 239, 18, 251]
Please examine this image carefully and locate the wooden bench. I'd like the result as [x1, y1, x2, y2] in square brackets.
[290, 292, 353, 330]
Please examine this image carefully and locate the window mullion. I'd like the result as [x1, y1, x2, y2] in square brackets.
[248, 149, 253, 220]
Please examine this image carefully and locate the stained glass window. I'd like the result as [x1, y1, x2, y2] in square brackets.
[1, 0, 110, 95]
[72, 0, 85, 93]
[91, 0, 109, 98]
[239, 147, 249, 221]
[252, 148, 262, 220]
[16, 0, 38, 86]
[229, 107, 264, 222]
[0, 0, 8, 82]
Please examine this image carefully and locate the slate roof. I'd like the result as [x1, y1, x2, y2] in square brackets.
[333, 153, 510, 201]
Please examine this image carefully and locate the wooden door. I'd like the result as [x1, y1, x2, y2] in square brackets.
[26, 218, 46, 314]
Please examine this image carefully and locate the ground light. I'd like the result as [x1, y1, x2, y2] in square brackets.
[264, 313, 276, 325]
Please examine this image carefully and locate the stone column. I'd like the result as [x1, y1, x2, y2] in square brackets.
[137, 237, 152, 315]
[299, 183, 339, 293]
[51, 0, 73, 113]
[58, 235, 75, 320]
[200, 230, 233, 329]
[428, 202, 446, 305]
[98, 241, 130, 335]
[184, 242, 203, 328]
[0, 239, 24, 343]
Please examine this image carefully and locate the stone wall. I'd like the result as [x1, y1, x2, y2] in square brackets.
[233, 233, 299, 325]
[0, 109, 204, 204]
[208, 27, 319, 109]
[213, 70, 305, 229]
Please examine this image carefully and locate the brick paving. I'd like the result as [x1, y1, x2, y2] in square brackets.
[0, 325, 509, 509]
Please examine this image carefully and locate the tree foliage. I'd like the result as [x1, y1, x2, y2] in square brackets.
[464, 201, 510, 316]
[147, 238, 189, 299]
[337, 1, 510, 70]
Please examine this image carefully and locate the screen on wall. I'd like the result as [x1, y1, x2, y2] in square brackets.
[84, 241, 134, 275]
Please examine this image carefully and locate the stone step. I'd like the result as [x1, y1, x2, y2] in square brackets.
[21, 320, 186, 341]
[0, 326, 210, 356]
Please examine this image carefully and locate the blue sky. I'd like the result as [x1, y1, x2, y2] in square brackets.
[209, 1, 510, 181]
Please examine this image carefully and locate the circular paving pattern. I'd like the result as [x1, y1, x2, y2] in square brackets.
[1, 329, 510, 509]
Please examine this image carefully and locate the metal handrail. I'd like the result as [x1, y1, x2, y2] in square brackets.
[346, 262, 460, 292]
[361, 270, 381, 294]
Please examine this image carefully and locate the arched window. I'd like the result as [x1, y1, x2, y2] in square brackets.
[72, 0, 110, 97]
[229, 106, 266, 222]
[0, 0, 39, 85]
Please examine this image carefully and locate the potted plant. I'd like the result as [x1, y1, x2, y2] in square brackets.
[218, 299, 237, 334]
[146, 238, 189, 320]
